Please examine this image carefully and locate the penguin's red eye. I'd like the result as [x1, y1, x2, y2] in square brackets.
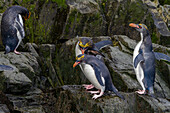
[139, 26, 142, 29]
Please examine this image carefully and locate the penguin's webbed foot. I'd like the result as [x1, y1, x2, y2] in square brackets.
[14, 50, 21, 55]
[82, 84, 94, 90]
[135, 90, 145, 94]
[92, 91, 104, 100]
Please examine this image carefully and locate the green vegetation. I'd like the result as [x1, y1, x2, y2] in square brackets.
[151, 32, 159, 43]
[159, 0, 169, 5]
[52, 0, 67, 8]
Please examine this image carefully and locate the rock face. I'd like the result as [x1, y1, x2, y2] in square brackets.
[0, 0, 169, 113]
[0, 35, 169, 112]
[0, 52, 40, 93]
[1, 0, 169, 46]
[55, 85, 170, 113]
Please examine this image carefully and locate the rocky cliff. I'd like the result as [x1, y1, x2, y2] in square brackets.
[0, 0, 169, 113]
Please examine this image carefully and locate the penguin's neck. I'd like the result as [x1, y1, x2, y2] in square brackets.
[140, 32, 153, 52]
[140, 33, 144, 42]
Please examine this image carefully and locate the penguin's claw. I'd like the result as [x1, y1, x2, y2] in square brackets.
[14, 50, 21, 55]
[135, 90, 145, 94]
[92, 92, 104, 100]
[82, 84, 94, 90]
[92, 94, 99, 100]
[87, 90, 100, 94]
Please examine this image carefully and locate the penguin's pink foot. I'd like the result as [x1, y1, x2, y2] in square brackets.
[135, 90, 145, 94]
[14, 49, 21, 55]
[92, 91, 104, 100]
[82, 84, 94, 90]
[87, 90, 100, 94]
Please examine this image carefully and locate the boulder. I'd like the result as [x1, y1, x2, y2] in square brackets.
[0, 104, 10, 113]
[0, 52, 41, 93]
[6, 88, 45, 113]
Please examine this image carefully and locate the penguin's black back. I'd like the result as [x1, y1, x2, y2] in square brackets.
[140, 30, 155, 91]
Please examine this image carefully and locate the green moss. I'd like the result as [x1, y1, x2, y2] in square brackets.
[151, 32, 159, 43]
[159, 0, 169, 5]
[51, 0, 67, 8]
[53, 43, 85, 85]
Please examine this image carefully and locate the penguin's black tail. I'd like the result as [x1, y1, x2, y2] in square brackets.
[0, 65, 13, 71]
[111, 85, 125, 100]
[4, 46, 10, 54]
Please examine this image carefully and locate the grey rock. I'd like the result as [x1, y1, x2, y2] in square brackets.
[66, 0, 99, 14]
[142, 0, 170, 36]
[0, 104, 10, 113]
[26, 88, 43, 95]
[0, 52, 41, 93]
[24, 43, 40, 59]
[55, 85, 170, 113]
[109, 46, 133, 70]
[6, 92, 45, 113]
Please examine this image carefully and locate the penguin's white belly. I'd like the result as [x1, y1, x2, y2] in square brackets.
[82, 63, 103, 90]
[133, 38, 145, 90]
[135, 63, 145, 90]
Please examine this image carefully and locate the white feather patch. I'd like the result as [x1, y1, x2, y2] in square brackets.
[14, 14, 24, 50]
[75, 42, 82, 57]
[133, 33, 145, 90]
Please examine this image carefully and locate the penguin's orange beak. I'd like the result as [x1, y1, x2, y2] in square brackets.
[129, 23, 139, 29]
[80, 48, 86, 54]
[28, 11, 31, 19]
[73, 61, 80, 68]
[24, 11, 31, 20]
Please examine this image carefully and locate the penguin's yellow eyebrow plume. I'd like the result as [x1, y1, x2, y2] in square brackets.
[139, 24, 148, 30]
[76, 55, 84, 61]
[79, 40, 91, 48]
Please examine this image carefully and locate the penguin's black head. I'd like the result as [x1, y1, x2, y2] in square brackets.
[12, 5, 31, 20]
[73, 54, 85, 67]
[129, 23, 149, 34]
[78, 38, 93, 54]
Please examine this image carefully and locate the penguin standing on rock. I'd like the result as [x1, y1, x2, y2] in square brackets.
[73, 54, 124, 100]
[129, 23, 170, 96]
[1, 5, 31, 54]
[75, 37, 113, 89]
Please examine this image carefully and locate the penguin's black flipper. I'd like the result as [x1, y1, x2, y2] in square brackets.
[88, 47, 105, 57]
[154, 52, 170, 62]
[0, 65, 13, 71]
[95, 40, 113, 50]
[134, 53, 145, 68]
[90, 63, 104, 86]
